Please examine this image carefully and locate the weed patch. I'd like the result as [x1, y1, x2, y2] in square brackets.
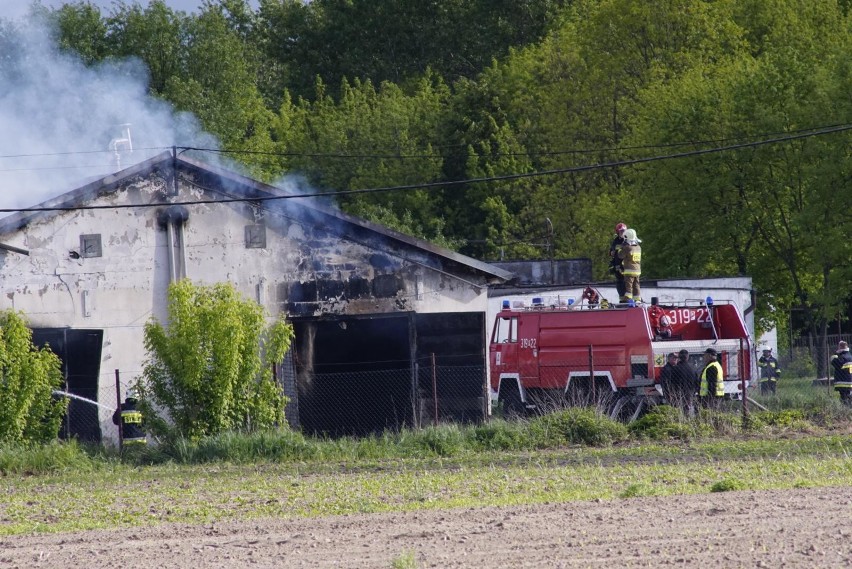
[528, 408, 628, 447]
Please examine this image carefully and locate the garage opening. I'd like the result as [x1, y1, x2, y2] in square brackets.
[287, 312, 486, 437]
[31, 328, 104, 443]
[291, 313, 413, 436]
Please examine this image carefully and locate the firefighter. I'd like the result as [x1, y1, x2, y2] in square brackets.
[757, 347, 780, 395]
[831, 341, 852, 406]
[112, 388, 147, 447]
[699, 348, 724, 409]
[659, 352, 680, 405]
[618, 228, 642, 304]
[677, 349, 698, 415]
[609, 223, 627, 300]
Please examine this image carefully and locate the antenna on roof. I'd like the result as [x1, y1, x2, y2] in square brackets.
[109, 123, 133, 169]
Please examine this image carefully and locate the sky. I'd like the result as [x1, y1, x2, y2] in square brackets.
[0, 0, 259, 21]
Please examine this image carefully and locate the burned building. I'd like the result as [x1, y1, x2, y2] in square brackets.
[0, 151, 511, 442]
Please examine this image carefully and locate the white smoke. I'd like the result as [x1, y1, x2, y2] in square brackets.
[0, 17, 218, 211]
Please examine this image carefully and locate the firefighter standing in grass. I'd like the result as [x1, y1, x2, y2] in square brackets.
[609, 223, 628, 300]
[831, 341, 852, 406]
[676, 349, 699, 415]
[618, 228, 642, 304]
[699, 348, 724, 409]
[112, 388, 147, 447]
[757, 347, 780, 395]
[660, 353, 684, 408]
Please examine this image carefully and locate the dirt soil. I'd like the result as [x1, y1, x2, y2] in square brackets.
[2, 486, 851, 568]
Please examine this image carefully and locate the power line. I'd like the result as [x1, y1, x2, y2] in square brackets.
[1, 123, 847, 163]
[182, 122, 852, 160]
[1, 123, 849, 215]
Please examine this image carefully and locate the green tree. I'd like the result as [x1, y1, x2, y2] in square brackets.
[142, 280, 294, 440]
[104, 0, 188, 95]
[627, 0, 852, 344]
[0, 310, 66, 444]
[274, 74, 451, 241]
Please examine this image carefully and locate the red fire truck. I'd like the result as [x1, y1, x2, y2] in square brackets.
[489, 294, 752, 420]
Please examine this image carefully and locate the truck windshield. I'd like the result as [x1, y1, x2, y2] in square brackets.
[494, 316, 517, 343]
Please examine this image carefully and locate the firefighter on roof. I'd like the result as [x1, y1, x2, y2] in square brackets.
[617, 228, 642, 304]
[609, 223, 627, 300]
[699, 348, 724, 409]
[757, 347, 780, 395]
[112, 388, 147, 447]
[831, 341, 852, 406]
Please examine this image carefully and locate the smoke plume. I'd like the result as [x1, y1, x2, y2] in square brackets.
[0, 16, 217, 211]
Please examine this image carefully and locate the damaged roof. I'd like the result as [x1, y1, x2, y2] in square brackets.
[0, 151, 512, 283]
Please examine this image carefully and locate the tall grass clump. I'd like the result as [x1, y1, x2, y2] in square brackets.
[145, 428, 318, 464]
[527, 408, 628, 447]
[398, 424, 466, 457]
[629, 405, 709, 441]
[0, 440, 101, 475]
[468, 419, 530, 451]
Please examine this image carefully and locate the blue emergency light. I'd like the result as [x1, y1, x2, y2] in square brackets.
[502, 299, 510, 309]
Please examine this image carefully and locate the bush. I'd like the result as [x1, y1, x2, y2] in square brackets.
[784, 349, 816, 378]
[142, 280, 294, 440]
[749, 409, 812, 431]
[469, 420, 529, 451]
[710, 477, 744, 492]
[528, 408, 628, 447]
[0, 310, 67, 444]
[629, 405, 707, 440]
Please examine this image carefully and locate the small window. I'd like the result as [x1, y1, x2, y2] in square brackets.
[80, 234, 102, 258]
[245, 224, 266, 249]
[494, 316, 518, 343]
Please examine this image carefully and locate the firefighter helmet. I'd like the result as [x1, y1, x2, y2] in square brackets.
[615, 222, 627, 233]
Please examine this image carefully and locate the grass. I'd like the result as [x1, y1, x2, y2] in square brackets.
[1, 433, 852, 536]
[1, 376, 850, 536]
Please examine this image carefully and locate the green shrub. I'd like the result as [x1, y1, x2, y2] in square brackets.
[749, 409, 812, 431]
[0, 310, 67, 444]
[528, 408, 628, 447]
[469, 420, 529, 451]
[629, 405, 705, 440]
[142, 280, 294, 440]
[784, 349, 816, 378]
[710, 477, 744, 492]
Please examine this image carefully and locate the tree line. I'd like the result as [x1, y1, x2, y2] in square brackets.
[5, 0, 852, 344]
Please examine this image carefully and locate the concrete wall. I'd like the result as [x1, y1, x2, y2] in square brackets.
[0, 172, 489, 442]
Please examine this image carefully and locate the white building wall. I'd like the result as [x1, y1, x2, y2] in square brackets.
[0, 177, 489, 443]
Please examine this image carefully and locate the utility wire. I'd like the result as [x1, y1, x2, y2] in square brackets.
[0, 123, 848, 162]
[184, 122, 852, 159]
[0, 123, 849, 215]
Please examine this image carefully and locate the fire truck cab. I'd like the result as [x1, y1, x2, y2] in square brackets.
[489, 296, 752, 420]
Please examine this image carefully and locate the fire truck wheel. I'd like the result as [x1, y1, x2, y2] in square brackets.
[499, 382, 525, 420]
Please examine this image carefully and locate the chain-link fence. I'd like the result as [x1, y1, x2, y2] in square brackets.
[284, 362, 487, 437]
[782, 333, 849, 380]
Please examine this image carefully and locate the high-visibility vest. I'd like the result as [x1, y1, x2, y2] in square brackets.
[700, 361, 725, 397]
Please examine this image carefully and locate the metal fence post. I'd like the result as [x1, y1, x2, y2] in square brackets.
[114, 369, 123, 450]
[431, 353, 438, 427]
[588, 344, 595, 404]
